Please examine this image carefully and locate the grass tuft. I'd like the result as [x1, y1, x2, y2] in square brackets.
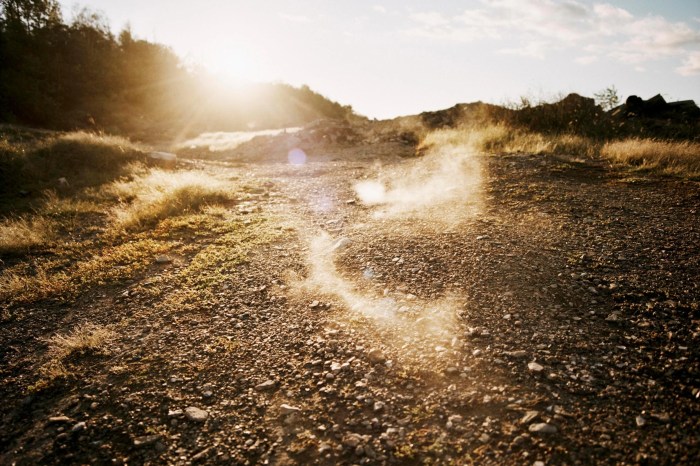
[106, 170, 237, 230]
[0, 216, 55, 255]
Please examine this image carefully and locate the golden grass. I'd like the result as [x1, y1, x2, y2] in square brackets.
[105, 170, 236, 230]
[46, 322, 115, 360]
[421, 125, 599, 157]
[0, 239, 170, 305]
[0, 216, 55, 254]
[35, 323, 115, 385]
[421, 125, 699, 178]
[601, 138, 700, 178]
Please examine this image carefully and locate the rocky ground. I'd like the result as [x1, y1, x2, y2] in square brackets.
[1, 140, 699, 465]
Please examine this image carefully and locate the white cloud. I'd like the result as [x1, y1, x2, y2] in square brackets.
[373, 5, 387, 14]
[279, 13, 311, 23]
[406, 0, 700, 74]
[677, 51, 700, 76]
[575, 55, 599, 65]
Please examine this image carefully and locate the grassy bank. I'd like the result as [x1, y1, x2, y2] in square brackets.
[0, 128, 250, 315]
[420, 125, 700, 179]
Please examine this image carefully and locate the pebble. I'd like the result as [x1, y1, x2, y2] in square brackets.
[155, 255, 172, 264]
[48, 416, 72, 424]
[367, 348, 385, 364]
[71, 422, 86, 433]
[134, 434, 161, 447]
[184, 407, 209, 422]
[505, 350, 528, 358]
[529, 423, 557, 434]
[255, 380, 277, 391]
[635, 416, 646, 427]
[528, 362, 544, 372]
[280, 404, 301, 415]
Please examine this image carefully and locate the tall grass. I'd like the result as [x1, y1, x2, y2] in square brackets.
[601, 139, 700, 178]
[421, 125, 699, 178]
[105, 170, 237, 230]
[0, 217, 55, 255]
[0, 129, 144, 201]
[421, 125, 600, 157]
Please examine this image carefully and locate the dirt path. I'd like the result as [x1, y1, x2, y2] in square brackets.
[1, 149, 699, 465]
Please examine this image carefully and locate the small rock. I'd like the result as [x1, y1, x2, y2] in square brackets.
[528, 362, 544, 372]
[479, 433, 490, 442]
[309, 300, 320, 308]
[184, 406, 209, 422]
[605, 311, 623, 322]
[529, 423, 557, 434]
[168, 409, 183, 417]
[134, 434, 161, 447]
[367, 348, 385, 364]
[505, 350, 528, 358]
[280, 404, 301, 415]
[255, 380, 277, 391]
[332, 237, 352, 251]
[191, 447, 212, 462]
[446, 414, 463, 429]
[373, 401, 386, 412]
[319, 442, 333, 453]
[48, 416, 72, 424]
[520, 410, 540, 424]
[71, 422, 86, 433]
[155, 255, 172, 264]
[635, 416, 646, 427]
[343, 433, 362, 448]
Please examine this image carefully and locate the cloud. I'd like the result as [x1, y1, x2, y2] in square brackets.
[406, 0, 700, 74]
[372, 5, 387, 14]
[575, 55, 598, 65]
[677, 51, 700, 76]
[279, 13, 311, 23]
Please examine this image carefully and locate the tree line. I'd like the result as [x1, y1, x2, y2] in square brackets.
[0, 0, 355, 140]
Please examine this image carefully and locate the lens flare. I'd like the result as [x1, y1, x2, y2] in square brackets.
[288, 148, 307, 165]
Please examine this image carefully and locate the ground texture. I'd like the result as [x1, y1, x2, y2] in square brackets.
[1, 144, 699, 465]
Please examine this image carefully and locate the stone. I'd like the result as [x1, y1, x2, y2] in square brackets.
[367, 348, 385, 364]
[155, 255, 172, 264]
[635, 416, 646, 427]
[528, 362, 544, 372]
[184, 407, 209, 422]
[520, 410, 540, 424]
[134, 434, 161, 447]
[505, 350, 528, 358]
[529, 423, 557, 434]
[255, 380, 277, 391]
[280, 404, 301, 415]
[71, 422, 86, 433]
[48, 416, 72, 424]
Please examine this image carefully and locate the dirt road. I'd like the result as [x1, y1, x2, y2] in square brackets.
[1, 146, 699, 464]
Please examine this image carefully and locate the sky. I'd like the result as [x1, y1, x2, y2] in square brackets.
[57, 0, 700, 119]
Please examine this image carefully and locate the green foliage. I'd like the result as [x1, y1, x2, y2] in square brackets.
[594, 85, 620, 111]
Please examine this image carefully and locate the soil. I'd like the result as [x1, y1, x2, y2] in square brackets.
[1, 141, 699, 465]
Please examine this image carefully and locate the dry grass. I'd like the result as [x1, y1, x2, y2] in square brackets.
[36, 323, 115, 385]
[0, 216, 55, 254]
[421, 125, 699, 178]
[601, 139, 700, 178]
[105, 170, 236, 230]
[46, 322, 115, 360]
[421, 125, 599, 158]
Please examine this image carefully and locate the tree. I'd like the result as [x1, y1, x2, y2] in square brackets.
[0, 0, 62, 31]
[594, 85, 620, 111]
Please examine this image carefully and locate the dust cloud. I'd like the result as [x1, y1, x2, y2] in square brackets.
[301, 232, 462, 364]
[353, 140, 483, 223]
